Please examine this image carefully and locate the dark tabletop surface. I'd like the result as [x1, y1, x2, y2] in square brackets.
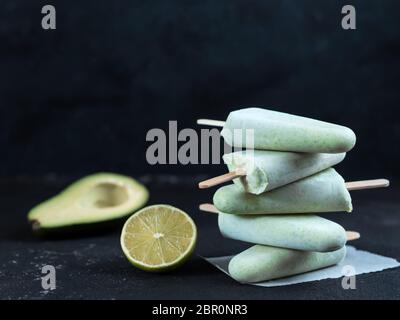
[0, 175, 399, 300]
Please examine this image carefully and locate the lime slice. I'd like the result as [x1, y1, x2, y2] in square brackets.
[120, 204, 197, 272]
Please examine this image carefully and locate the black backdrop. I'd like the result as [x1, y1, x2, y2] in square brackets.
[1, 0, 399, 181]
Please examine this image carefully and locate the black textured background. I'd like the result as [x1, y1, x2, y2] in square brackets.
[0, 0, 399, 179]
[1, 1, 400, 300]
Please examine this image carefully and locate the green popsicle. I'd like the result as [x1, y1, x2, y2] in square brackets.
[223, 150, 346, 194]
[213, 168, 352, 214]
[221, 107, 356, 153]
[229, 245, 346, 283]
[218, 213, 346, 252]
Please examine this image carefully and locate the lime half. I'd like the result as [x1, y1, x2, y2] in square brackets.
[120, 204, 197, 272]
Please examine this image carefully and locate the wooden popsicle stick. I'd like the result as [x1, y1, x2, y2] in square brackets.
[199, 203, 219, 214]
[199, 169, 390, 191]
[345, 231, 360, 241]
[345, 179, 389, 191]
[199, 203, 360, 242]
[197, 119, 225, 127]
[198, 168, 247, 189]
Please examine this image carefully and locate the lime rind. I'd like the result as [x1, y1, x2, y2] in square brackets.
[120, 204, 197, 272]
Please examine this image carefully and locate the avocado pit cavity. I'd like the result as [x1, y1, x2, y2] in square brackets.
[81, 183, 129, 209]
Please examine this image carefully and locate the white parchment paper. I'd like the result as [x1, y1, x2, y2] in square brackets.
[203, 246, 400, 287]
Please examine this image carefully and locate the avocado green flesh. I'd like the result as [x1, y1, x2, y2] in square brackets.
[28, 173, 149, 232]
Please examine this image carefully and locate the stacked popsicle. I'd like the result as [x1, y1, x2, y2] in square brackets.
[198, 108, 389, 283]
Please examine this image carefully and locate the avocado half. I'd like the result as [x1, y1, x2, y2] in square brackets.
[28, 173, 149, 235]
